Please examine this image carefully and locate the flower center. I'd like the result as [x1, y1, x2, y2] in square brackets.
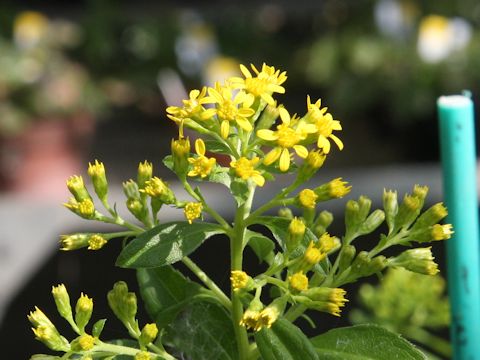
[245, 77, 269, 97]
[218, 101, 238, 121]
[276, 124, 301, 148]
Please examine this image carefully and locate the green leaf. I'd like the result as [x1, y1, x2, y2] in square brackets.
[92, 319, 107, 338]
[162, 155, 174, 171]
[231, 177, 249, 205]
[245, 229, 275, 263]
[208, 167, 231, 187]
[30, 356, 62, 360]
[311, 324, 427, 359]
[166, 301, 238, 360]
[116, 222, 225, 268]
[137, 266, 217, 329]
[204, 139, 232, 155]
[255, 318, 319, 360]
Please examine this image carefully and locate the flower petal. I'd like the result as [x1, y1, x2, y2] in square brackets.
[264, 147, 282, 165]
[278, 107, 290, 125]
[240, 64, 253, 78]
[330, 134, 344, 151]
[293, 145, 308, 159]
[195, 138, 206, 156]
[252, 173, 265, 187]
[257, 129, 278, 141]
[279, 148, 291, 172]
[221, 120, 230, 139]
[236, 117, 253, 132]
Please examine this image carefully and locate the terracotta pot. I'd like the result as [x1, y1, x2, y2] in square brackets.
[0, 113, 94, 201]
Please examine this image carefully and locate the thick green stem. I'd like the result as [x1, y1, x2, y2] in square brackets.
[231, 184, 256, 360]
[182, 256, 232, 310]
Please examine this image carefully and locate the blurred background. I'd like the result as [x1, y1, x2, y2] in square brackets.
[0, 0, 478, 358]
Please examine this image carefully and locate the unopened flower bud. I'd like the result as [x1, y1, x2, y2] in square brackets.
[412, 184, 428, 209]
[108, 282, 139, 330]
[293, 287, 347, 317]
[71, 334, 95, 351]
[412, 202, 448, 230]
[75, 293, 93, 333]
[230, 270, 253, 292]
[88, 160, 108, 201]
[88, 234, 108, 250]
[390, 247, 439, 275]
[297, 189, 318, 209]
[52, 284, 72, 321]
[184, 202, 202, 224]
[351, 251, 371, 276]
[256, 103, 280, 130]
[137, 161, 153, 190]
[383, 189, 398, 232]
[139, 323, 159, 346]
[66, 175, 91, 202]
[287, 217, 306, 252]
[318, 232, 338, 253]
[64, 198, 96, 219]
[431, 224, 453, 241]
[171, 137, 191, 175]
[289, 271, 309, 292]
[338, 245, 356, 272]
[299, 150, 326, 180]
[314, 178, 351, 202]
[140, 177, 176, 204]
[358, 209, 385, 235]
[28, 307, 55, 329]
[32, 325, 70, 352]
[123, 179, 140, 199]
[60, 233, 90, 251]
[395, 194, 421, 229]
[127, 198, 148, 222]
[314, 210, 333, 229]
[278, 207, 293, 219]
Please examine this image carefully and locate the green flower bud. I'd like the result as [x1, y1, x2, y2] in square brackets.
[88, 160, 108, 201]
[66, 175, 92, 202]
[412, 202, 448, 230]
[32, 325, 70, 352]
[351, 251, 370, 276]
[383, 189, 398, 233]
[345, 199, 360, 233]
[358, 209, 385, 235]
[314, 178, 351, 202]
[287, 217, 306, 253]
[256, 103, 280, 130]
[357, 196, 372, 223]
[127, 198, 149, 223]
[107, 281, 138, 329]
[123, 179, 141, 199]
[28, 307, 55, 329]
[52, 284, 73, 322]
[390, 247, 439, 275]
[338, 245, 356, 272]
[314, 210, 334, 230]
[412, 184, 429, 209]
[59, 233, 90, 251]
[367, 255, 387, 275]
[299, 150, 326, 180]
[171, 137, 191, 175]
[137, 161, 153, 190]
[278, 207, 294, 219]
[395, 194, 421, 229]
[64, 198, 96, 219]
[75, 293, 93, 333]
[139, 323, 159, 347]
[302, 287, 347, 305]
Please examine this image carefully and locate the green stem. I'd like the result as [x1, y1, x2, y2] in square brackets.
[245, 179, 302, 226]
[97, 213, 145, 233]
[182, 256, 232, 310]
[182, 180, 231, 231]
[231, 183, 256, 360]
[94, 341, 176, 360]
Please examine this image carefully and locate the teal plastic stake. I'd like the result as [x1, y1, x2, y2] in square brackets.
[438, 93, 480, 359]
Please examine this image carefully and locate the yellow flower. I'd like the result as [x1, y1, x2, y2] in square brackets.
[135, 351, 152, 360]
[298, 189, 318, 209]
[230, 63, 287, 105]
[140, 177, 176, 204]
[64, 198, 95, 219]
[166, 87, 215, 124]
[256, 306, 280, 330]
[431, 224, 453, 241]
[204, 83, 255, 138]
[88, 234, 108, 250]
[304, 96, 343, 154]
[184, 202, 203, 224]
[318, 233, 338, 253]
[239, 309, 260, 330]
[257, 108, 316, 171]
[78, 334, 95, 351]
[188, 138, 216, 178]
[303, 241, 324, 265]
[230, 157, 265, 186]
[230, 270, 250, 291]
[289, 272, 309, 292]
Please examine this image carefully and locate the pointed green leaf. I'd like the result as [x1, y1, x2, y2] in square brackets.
[137, 266, 218, 329]
[166, 301, 238, 360]
[204, 139, 232, 155]
[245, 229, 275, 263]
[116, 222, 225, 268]
[231, 177, 249, 205]
[255, 318, 319, 360]
[92, 319, 107, 338]
[311, 324, 427, 359]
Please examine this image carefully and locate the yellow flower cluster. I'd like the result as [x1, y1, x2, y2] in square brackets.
[167, 62, 343, 177]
